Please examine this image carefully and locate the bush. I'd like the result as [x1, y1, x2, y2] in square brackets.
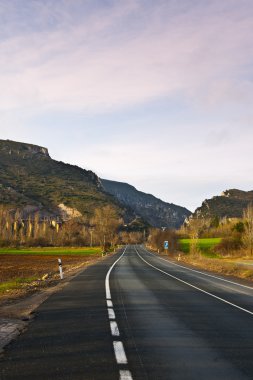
[213, 237, 243, 255]
[0, 239, 20, 247]
[232, 222, 245, 233]
[25, 237, 52, 247]
[148, 228, 178, 253]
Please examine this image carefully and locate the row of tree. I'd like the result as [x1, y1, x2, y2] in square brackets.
[0, 205, 145, 248]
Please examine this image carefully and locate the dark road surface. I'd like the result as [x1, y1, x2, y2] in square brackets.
[1, 245, 253, 379]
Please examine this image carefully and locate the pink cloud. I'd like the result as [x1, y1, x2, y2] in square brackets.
[0, 0, 252, 113]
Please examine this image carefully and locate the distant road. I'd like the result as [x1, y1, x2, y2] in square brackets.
[1, 245, 253, 379]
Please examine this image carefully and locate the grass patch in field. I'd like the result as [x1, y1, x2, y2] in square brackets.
[0, 247, 102, 256]
[179, 238, 221, 257]
[0, 277, 37, 293]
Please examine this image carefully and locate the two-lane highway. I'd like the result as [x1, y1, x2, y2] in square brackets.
[1, 245, 253, 379]
[110, 245, 253, 379]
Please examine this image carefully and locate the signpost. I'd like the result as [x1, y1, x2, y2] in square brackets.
[164, 240, 169, 253]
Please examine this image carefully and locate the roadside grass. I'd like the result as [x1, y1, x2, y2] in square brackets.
[0, 277, 37, 293]
[177, 239, 253, 282]
[179, 238, 221, 257]
[0, 247, 102, 256]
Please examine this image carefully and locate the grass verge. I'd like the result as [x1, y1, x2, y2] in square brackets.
[0, 247, 102, 255]
[179, 238, 221, 256]
[179, 255, 253, 281]
[0, 277, 37, 293]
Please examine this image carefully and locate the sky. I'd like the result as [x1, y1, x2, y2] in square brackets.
[0, 0, 253, 212]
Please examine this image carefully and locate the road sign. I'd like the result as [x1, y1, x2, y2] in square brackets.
[164, 241, 169, 249]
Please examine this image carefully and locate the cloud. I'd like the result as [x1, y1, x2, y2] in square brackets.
[0, 0, 253, 113]
[1, 0, 253, 211]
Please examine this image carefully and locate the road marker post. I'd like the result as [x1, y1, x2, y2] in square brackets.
[58, 258, 64, 279]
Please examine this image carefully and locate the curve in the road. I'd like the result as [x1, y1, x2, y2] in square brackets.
[135, 246, 253, 316]
[143, 245, 253, 290]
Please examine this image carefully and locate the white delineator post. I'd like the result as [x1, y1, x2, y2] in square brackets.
[58, 258, 63, 279]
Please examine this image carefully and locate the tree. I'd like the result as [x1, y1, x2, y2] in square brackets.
[210, 215, 220, 229]
[91, 205, 122, 249]
[243, 203, 253, 256]
[233, 221, 245, 234]
[187, 217, 205, 257]
[147, 228, 178, 253]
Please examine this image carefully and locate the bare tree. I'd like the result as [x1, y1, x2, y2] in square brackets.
[243, 203, 253, 256]
[187, 217, 205, 257]
[147, 228, 178, 254]
[91, 205, 122, 249]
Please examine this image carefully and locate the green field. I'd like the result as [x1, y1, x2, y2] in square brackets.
[0, 247, 102, 256]
[0, 277, 37, 293]
[179, 238, 221, 257]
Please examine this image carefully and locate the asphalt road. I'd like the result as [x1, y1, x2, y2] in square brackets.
[1, 245, 253, 379]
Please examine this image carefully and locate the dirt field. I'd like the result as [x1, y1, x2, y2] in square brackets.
[0, 252, 102, 303]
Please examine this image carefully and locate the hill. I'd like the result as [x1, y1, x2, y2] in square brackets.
[0, 139, 123, 221]
[192, 189, 253, 219]
[101, 179, 191, 228]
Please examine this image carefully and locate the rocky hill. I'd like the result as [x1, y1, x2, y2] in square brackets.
[101, 179, 191, 228]
[192, 189, 253, 219]
[0, 139, 123, 221]
[0, 139, 190, 229]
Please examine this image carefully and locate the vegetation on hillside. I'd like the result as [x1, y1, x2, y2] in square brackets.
[0, 139, 121, 218]
[191, 189, 253, 219]
[180, 203, 253, 257]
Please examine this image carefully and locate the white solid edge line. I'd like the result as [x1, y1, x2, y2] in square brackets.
[135, 247, 253, 316]
[119, 370, 133, 380]
[142, 246, 253, 291]
[105, 246, 127, 300]
[110, 321, 120, 336]
[108, 308, 116, 320]
[113, 341, 128, 364]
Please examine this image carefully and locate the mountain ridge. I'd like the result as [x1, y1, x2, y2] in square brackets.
[101, 178, 191, 228]
[191, 188, 253, 219]
[0, 139, 121, 220]
[0, 139, 190, 228]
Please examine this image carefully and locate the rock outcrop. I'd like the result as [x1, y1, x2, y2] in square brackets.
[101, 179, 191, 228]
[191, 189, 253, 219]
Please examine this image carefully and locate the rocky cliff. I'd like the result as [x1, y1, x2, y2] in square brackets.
[0, 139, 121, 220]
[101, 179, 191, 228]
[191, 189, 253, 219]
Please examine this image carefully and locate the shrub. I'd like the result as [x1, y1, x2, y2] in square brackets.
[213, 237, 243, 255]
[26, 237, 52, 247]
[0, 239, 20, 247]
[232, 222, 245, 233]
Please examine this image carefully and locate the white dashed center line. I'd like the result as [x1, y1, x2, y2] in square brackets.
[120, 370, 134, 380]
[110, 321, 120, 336]
[113, 341, 128, 364]
[108, 308, 116, 320]
[105, 247, 133, 379]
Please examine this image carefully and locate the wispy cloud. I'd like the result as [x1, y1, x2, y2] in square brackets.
[1, 0, 253, 211]
[1, 0, 253, 113]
